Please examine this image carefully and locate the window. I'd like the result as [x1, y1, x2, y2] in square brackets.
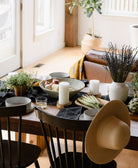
[35, 0, 54, 36]
[103, 0, 138, 17]
[0, 0, 13, 42]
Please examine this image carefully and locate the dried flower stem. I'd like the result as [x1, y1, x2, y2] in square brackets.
[103, 43, 138, 82]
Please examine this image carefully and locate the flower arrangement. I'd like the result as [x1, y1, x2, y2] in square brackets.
[103, 43, 138, 83]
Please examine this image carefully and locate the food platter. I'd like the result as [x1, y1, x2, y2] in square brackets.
[39, 78, 85, 98]
[75, 97, 109, 109]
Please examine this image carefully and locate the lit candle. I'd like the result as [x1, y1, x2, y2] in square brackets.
[59, 82, 69, 105]
[89, 80, 100, 95]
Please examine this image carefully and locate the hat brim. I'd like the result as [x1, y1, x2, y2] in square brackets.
[85, 100, 130, 164]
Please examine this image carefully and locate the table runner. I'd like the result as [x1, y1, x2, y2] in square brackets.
[0, 81, 133, 120]
[0, 85, 86, 106]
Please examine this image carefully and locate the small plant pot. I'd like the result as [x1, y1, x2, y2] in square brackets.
[13, 86, 26, 96]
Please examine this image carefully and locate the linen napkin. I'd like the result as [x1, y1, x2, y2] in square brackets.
[57, 106, 84, 120]
[27, 86, 58, 106]
[0, 80, 15, 106]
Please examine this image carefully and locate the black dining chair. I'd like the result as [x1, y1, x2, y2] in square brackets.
[0, 105, 41, 168]
[35, 107, 116, 168]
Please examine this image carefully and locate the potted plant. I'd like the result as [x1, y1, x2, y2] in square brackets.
[130, 71, 138, 92]
[4, 71, 34, 96]
[66, 0, 103, 54]
[103, 43, 138, 102]
[128, 71, 138, 113]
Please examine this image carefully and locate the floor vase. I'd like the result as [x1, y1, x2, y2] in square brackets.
[109, 82, 129, 102]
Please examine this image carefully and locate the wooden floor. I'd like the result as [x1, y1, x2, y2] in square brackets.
[4, 46, 138, 168]
[23, 46, 83, 76]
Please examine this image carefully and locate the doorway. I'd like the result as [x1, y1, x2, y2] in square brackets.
[0, 0, 20, 77]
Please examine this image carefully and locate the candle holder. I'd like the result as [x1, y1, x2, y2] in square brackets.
[57, 101, 72, 109]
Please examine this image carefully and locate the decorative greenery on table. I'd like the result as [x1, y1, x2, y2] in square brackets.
[66, 0, 102, 37]
[130, 71, 138, 92]
[103, 43, 138, 83]
[4, 71, 34, 91]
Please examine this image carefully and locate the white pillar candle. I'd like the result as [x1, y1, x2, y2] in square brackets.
[59, 82, 70, 105]
[89, 80, 100, 95]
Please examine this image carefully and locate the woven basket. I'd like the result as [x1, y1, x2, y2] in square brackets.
[81, 34, 102, 54]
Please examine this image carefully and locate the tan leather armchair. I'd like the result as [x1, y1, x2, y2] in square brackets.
[84, 49, 138, 83]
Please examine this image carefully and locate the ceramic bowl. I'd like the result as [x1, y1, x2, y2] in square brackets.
[49, 72, 70, 78]
[5, 97, 31, 110]
[31, 74, 52, 81]
[39, 78, 85, 98]
[84, 109, 99, 120]
[79, 109, 100, 120]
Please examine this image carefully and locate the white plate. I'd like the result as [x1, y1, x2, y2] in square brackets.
[5, 97, 31, 109]
[49, 72, 70, 78]
[27, 103, 34, 113]
[5, 97, 34, 114]
[79, 109, 98, 120]
[79, 113, 93, 120]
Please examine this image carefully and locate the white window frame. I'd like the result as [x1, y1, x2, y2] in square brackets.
[0, 0, 20, 77]
[103, 0, 138, 17]
[34, 0, 54, 38]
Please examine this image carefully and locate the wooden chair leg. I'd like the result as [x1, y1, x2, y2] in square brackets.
[34, 160, 40, 168]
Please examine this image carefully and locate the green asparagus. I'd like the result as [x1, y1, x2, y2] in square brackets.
[77, 94, 102, 109]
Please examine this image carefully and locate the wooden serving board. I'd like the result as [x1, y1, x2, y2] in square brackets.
[130, 113, 138, 121]
[75, 98, 109, 109]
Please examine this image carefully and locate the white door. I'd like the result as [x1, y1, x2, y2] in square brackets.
[22, 0, 65, 67]
[0, 0, 20, 77]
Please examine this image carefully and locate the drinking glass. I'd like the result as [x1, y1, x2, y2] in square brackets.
[36, 96, 47, 109]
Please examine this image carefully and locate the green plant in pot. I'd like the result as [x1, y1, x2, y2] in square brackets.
[128, 72, 138, 113]
[4, 71, 33, 96]
[103, 43, 138, 102]
[130, 71, 138, 95]
[66, 0, 103, 54]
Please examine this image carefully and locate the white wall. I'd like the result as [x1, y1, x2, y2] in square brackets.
[22, 0, 65, 67]
[78, 7, 138, 49]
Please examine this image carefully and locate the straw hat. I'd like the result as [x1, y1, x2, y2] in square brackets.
[85, 100, 130, 164]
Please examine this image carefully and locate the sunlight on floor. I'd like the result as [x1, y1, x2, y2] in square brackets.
[23, 46, 83, 77]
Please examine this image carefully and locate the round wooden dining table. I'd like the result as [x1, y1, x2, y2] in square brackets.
[1, 83, 138, 151]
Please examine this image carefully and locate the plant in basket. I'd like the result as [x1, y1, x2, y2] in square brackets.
[4, 71, 34, 96]
[103, 42, 138, 102]
[66, 0, 103, 53]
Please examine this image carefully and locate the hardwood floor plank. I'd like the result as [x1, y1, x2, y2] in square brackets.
[23, 46, 83, 76]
